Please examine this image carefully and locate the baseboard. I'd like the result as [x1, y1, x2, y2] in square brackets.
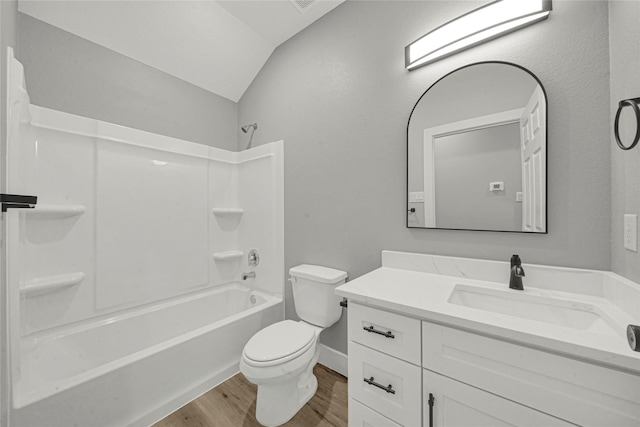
[318, 344, 348, 378]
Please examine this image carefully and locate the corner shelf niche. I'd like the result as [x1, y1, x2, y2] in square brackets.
[212, 251, 244, 262]
[212, 208, 244, 217]
[25, 204, 86, 219]
[20, 272, 85, 297]
[212, 208, 243, 231]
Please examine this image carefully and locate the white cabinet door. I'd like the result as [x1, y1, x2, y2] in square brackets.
[422, 321, 640, 427]
[423, 370, 575, 427]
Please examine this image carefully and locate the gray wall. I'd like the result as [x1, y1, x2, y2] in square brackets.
[434, 123, 522, 231]
[17, 13, 238, 150]
[610, 1, 640, 283]
[238, 0, 612, 354]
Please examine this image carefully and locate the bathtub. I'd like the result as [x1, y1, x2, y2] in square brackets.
[11, 283, 283, 426]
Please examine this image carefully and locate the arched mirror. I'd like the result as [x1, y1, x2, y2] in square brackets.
[407, 62, 547, 233]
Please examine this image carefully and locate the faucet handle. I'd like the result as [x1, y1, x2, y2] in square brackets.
[514, 265, 525, 277]
[510, 254, 522, 267]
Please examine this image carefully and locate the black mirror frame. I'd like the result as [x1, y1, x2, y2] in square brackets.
[406, 60, 548, 234]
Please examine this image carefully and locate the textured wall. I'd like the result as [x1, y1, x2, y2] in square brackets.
[17, 14, 238, 150]
[238, 0, 612, 354]
[610, 1, 640, 282]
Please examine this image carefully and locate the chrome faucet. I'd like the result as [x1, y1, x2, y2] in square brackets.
[242, 271, 256, 280]
[509, 254, 525, 290]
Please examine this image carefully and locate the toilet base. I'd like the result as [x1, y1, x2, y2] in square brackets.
[255, 363, 318, 427]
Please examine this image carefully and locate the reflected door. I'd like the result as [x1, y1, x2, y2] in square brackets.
[520, 86, 546, 232]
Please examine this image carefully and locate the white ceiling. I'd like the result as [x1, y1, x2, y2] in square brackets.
[18, 0, 345, 102]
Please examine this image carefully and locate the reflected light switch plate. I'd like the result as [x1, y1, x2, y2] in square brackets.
[624, 214, 638, 252]
[409, 192, 424, 202]
[489, 181, 504, 192]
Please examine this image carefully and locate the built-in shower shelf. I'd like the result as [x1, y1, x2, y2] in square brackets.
[212, 208, 244, 217]
[25, 204, 86, 219]
[212, 251, 244, 262]
[212, 208, 244, 231]
[21, 272, 85, 297]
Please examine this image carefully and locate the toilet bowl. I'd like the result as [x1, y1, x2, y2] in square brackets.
[239, 264, 347, 427]
[240, 320, 323, 426]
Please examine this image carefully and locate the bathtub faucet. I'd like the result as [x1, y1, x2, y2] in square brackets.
[243, 271, 256, 280]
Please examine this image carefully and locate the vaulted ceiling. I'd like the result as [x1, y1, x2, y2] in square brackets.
[18, 0, 345, 102]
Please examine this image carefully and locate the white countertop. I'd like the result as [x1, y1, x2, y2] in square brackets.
[335, 266, 640, 375]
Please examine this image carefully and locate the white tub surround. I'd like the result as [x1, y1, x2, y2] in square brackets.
[3, 50, 285, 425]
[337, 251, 640, 427]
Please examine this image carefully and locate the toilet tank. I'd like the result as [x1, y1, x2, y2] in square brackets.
[289, 264, 347, 327]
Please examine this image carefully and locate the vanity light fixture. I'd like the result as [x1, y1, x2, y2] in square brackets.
[405, 0, 552, 70]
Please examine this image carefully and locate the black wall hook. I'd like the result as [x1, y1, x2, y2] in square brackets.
[614, 97, 640, 150]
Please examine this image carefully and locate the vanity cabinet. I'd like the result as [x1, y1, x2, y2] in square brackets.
[347, 301, 640, 427]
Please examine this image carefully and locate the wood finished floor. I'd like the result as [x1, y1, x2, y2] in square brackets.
[153, 364, 348, 427]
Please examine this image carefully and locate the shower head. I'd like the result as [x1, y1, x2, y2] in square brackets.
[241, 123, 258, 133]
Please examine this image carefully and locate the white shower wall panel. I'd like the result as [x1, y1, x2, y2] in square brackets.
[96, 141, 209, 309]
[209, 160, 241, 284]
[16, 105, 250, 336]
[237, 145, 284, 296]
[19, 127, 96, 336]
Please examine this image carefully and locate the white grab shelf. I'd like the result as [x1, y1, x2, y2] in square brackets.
[21, 272, 85, 297]
[212, 208, 244, 217]
[25, 204, 86, 219]
[212, 251, 244, 261]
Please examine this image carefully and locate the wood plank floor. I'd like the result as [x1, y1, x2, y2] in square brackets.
[153, 364, 348, 427]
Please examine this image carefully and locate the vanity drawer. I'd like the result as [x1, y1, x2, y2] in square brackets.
[349, 302, 421, 365]
[349, 341, 422, 427]
[349, 399, 403, 427]
[422, 321, 640, 427]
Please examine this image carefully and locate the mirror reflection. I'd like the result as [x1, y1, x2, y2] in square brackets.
[407, 62, 547, 233]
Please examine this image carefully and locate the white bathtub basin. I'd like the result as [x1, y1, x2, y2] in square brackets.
[447, 284, 621, 337]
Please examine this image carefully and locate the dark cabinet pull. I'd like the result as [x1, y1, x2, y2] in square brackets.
[363, 376, 396, 394]
[363, 325, 395, 339]
[428, 393, 435, 427]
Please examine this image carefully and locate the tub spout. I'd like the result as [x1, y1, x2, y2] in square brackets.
[243, 272, 256, 280]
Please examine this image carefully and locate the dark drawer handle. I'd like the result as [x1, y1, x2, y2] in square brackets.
[363, 325, 395, 339]
[428, 392, 435, 427]
[364, 376, 396, 394]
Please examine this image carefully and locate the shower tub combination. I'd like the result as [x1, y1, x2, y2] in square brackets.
[3, 50, 285, 426]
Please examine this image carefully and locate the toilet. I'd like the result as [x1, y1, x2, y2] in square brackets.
[239, 264, 347, 427]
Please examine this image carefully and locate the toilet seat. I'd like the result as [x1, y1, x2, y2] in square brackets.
[243, 320, 316, 367]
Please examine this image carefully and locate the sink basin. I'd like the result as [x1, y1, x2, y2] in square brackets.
[447, 284, 621, 337]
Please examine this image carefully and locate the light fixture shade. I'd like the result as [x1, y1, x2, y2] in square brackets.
[405, 0, 552, 70]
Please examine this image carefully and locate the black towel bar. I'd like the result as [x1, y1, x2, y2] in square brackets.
[614, 97, 640, 151]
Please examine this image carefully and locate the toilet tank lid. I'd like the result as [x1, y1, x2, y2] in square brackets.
[289, 264, 347, 284]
